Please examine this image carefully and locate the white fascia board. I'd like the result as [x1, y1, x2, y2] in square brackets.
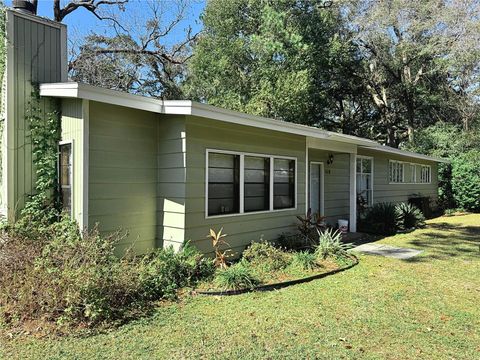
[360, 145, 450, 163]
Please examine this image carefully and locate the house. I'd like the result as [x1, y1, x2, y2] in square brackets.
[1, 9, 447, 255]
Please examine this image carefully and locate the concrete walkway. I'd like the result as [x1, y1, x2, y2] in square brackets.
[352, 243, 423, 260]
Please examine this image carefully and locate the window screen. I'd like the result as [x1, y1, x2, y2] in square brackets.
[244, 156, 270, 212]
[273, 158, 295, 209]
[208, 152, 240, 216]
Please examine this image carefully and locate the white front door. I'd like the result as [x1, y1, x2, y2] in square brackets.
[309, 162, 324, 216]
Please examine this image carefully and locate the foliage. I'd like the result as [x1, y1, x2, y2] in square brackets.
[277, 232, 311, 251]
[295, 209, 326, 247]
[214, 261, 259, 291]
[291, 251, 318, 270]
[242, 240, 290, 272]
[451, 150, 480, 212]
[0, 216, 213, 329]
[207, 227, 230, 269]
[359, 202, 399, 236]
[395, 203, 425, 231]
[315, 228, 352, 260]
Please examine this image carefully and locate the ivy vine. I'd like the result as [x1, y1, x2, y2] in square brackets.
[22, 86, 61, 225]
[0, 4, 7, 197]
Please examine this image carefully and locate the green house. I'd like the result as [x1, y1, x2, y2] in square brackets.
[1, 9, 448, 255]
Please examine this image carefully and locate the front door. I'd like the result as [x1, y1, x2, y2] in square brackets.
[309, 162, 324, 216]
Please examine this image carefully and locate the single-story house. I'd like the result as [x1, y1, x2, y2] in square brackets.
[1, 9, 447, 255]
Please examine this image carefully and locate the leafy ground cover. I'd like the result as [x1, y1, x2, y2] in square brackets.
[2, 214, 479, 359]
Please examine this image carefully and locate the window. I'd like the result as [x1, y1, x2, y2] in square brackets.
[59, 142, 72, 213]
[356, 157, 373, 206]
[207, 152, 240, 216]
[389, 161, 404, 183]
[206, 150, 296, 217]
[274, 158, 295, 209]
[419, 165, 431, 183]
[408, 163, 416, 183]
[244, 156, 270, 212]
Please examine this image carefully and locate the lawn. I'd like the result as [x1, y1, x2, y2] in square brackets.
[2, 214, 479, 359]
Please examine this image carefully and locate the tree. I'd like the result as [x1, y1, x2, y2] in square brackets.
[184, 0, 350, 125]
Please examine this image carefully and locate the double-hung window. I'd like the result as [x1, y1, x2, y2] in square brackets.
[59, 142, 73, 213]
[389, 161, 404, 183]
[206, 150, 296, 217]
[419, 165, 431, 183]
[356, 157, 373, 206]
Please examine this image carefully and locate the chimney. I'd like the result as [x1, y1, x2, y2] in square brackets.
[12, 0, 36, 15]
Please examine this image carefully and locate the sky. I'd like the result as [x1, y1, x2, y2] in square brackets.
[5, 0, 205, 53]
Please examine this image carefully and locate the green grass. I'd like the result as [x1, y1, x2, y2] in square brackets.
[2, 214, 479, 359]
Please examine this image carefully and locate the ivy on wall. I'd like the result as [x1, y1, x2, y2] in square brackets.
[21, 86, 61, 225]
[0, 4, 6, 202]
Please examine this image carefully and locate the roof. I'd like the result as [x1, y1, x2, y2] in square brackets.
[39, 82, 449, 163]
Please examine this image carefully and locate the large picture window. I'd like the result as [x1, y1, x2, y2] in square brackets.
[206, 150, 296, 217]
[59, 142, 72, 213]
[356, 156, 373, 206]
[388, 160, 432, 184]
[207, 152, 240, 216]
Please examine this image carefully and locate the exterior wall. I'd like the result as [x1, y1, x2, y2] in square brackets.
[357, 148, 439, 205]
[184, 117, 306, 255]
[157, 115, 187, 250]
[88, 101, 158, 255]
[60, 98, 86, 227]
[2, 11, 66, 218]
[308, 148, 351, 226]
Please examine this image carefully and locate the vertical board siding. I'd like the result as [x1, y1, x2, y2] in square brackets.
[308, 148, 351, 225]
[184, 117, 306, 255]
[7, 13, 63, 216]
[60, 98, 84, 226]
[88, 102, 158, 255]
[157, 115, 187, 251]
[357, 148, 439, 205]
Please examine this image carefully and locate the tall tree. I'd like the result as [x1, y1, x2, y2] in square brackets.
[185, 0, 350, 125]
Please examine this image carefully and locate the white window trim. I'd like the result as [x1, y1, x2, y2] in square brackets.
[389, 160, 432, 185]
[58, 139, 74, 218]
[205, 149, 297, 219]
[356, 155, 374, 206]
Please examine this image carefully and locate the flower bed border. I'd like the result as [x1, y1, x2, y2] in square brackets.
[194, 254, 359, 296]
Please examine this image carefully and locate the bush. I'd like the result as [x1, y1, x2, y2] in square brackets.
[359, 202, 398, 235]
[0, 216, 213, 329]
[277, 232, 310, 250]
[396, 203, 425, 231]
[315, 228, 352, 260]
[242, 240, 290, 271]
[291, 251, 318, 270]
[452, 150, 480, 212]
[214, 261, 259, 290]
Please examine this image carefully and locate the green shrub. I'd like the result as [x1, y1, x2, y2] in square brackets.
[315, 228, 352, 260]
[242, 240, 290, 271]
[277, 232, 310, 250]
[395, 203, 425, 230]
[0, 216, 214, 329]
[452, 150, 480, 212]
[359, 202, 398, 235]
[291, 251, 318, 270]
[214, 261, 259, 290]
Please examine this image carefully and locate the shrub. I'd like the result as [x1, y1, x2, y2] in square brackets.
[395, 203, 425, 231]
[0, 216, 214, 329]
[315, 228, 352, 260]
[295, 209, 326, 247]
[277, 232, 310, 251]
[359, 202, 398, 235]
[291, 251, 318, 270]
[451, 150, 480, 212]
[214, 261, 259, 290]
[242, 240, 290, 271]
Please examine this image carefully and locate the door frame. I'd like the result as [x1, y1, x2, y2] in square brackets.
[309, 161, 325, 216]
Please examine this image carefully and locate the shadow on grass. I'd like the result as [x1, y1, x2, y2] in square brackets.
[404, 222, 480, 263]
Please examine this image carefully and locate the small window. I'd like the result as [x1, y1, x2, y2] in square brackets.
[389, 161, 404, 183]
[408, 164, 416, 183]
[244, 156, 270, 212]
[357, 157, 373, 206]
[273, 158, 295, 209]
[207, 152, 240, 216]
[419, 165, 431, 183]
[59, 142, 72, 212]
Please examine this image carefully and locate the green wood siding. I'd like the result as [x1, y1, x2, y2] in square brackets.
[184, 117, 306, 255]
[308, 148, 350, 225]
[357, 148, 439, 205]
[3, 12, 64, 218]
[157, 115, 187, 250]
[60, 98, 85, 226]
[88, 101, 158, 255]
